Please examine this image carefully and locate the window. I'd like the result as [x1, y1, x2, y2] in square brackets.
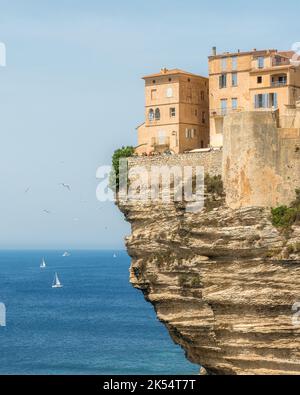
[170, 107, 176, 117]
[254, 93, 278, 109]
[221, 99, 227, 115]
[232, 56, 237, 70]
[151, 89, 157, 100]
[273, 56, 280, 66]
[202, 111, 206, 124]
[158, 130, 166, 145]
[185, 128, 195, 139]
[270, 93, 278, 109]
[166, 88, 173, 98]
[254, 94, 268, 108]
[148, 109, 154, 121]
[219, 74, 227, 89]
[201, 91, 205, 100]
[155, 108, 160, 120]
[221, 57, 227, 71]
[232, 73, 238, 87]
[201, 140, 204, 148]
[257, 57, 265, 69]
[278, 75, 287, 85]
[232, 98, 238, 110]
[257, 76, 262, 84]
[195, 109, 198, 117]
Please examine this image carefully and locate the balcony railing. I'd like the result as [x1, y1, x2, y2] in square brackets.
[210, 107, 243, 117]
[272, 58, 290, 67]
[271, 80, 287, 87]
[151, 137, 170, 148]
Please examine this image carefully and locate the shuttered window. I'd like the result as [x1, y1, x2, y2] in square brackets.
[219, 74, 227, 89]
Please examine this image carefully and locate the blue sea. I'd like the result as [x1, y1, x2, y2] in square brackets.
[0, 250, 198, 375]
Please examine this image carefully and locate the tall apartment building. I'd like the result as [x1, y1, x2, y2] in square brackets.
[209, 48, 300, 147]
[136, 68, 209, 155]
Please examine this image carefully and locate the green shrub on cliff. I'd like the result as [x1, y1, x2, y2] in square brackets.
[271, 206, 297, 228]
[205, 174, 224, 196]
[109, 146, 134, 191]
[178, 274, 201, 288]
[271, 190, 300, 229]
[204, 174, 224, 211]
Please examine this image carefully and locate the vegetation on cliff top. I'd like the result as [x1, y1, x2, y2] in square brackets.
[109, 146, 134, 190]
[205, 174, 223, 196]
[204, 174, 225, 211]
[271, 189, 300, 229]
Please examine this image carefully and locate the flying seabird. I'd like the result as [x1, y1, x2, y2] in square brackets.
[59, 183, 71, 191]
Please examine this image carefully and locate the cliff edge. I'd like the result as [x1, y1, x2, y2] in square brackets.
[115, 111, 300, 375]
[117, 198, 300, 375]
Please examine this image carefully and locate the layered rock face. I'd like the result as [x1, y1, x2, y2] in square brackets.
[118, 199, 300, 375]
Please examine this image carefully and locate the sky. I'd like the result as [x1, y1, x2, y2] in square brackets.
[0, 0, 299, 249]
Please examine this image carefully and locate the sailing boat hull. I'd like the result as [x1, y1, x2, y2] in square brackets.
[52, 272, 63, 288]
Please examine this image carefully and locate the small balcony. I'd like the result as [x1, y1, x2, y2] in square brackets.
[151, 137, 170, 153]
[272, 56, 290, 67]
[210, 107, 243, 117]
[271, 80, 287, 87]
[271, 74, 287, 87]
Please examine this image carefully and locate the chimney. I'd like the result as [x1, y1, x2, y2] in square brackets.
[212, 46, 217, 56]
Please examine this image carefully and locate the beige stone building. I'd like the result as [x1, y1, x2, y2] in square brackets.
[136, 68, 209, 155]
[209, 48, 300, 147]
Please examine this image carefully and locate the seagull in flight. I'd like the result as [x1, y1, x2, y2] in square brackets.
[43, 209, 51, 214]
[24, 187, 31, 194]
[59, 183, 71, 191]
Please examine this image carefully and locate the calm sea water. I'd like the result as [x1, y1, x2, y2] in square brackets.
[0, 250, 198, 375]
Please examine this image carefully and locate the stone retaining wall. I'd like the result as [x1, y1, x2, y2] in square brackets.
[127, 151, 223, 176]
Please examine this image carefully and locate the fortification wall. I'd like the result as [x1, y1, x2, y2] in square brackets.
[129, 112, 300, 209]
[277, 128, 300, 204]
[127, 151, 222, 176]
[223, 111, 300, 208]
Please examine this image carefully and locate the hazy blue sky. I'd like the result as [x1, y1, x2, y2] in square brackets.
[0, 0, 299, 249]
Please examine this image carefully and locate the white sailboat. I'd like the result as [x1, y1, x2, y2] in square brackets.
[113, 253, 117, 259]
[52, 272, 63, 288]
[40, 258, 46, 269]
[62, 251, 71, 257]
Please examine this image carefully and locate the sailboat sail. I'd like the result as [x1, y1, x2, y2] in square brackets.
[40, 258, 46, 268]
[55, 273, 60, 286]
[52, 272, 63, 288]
